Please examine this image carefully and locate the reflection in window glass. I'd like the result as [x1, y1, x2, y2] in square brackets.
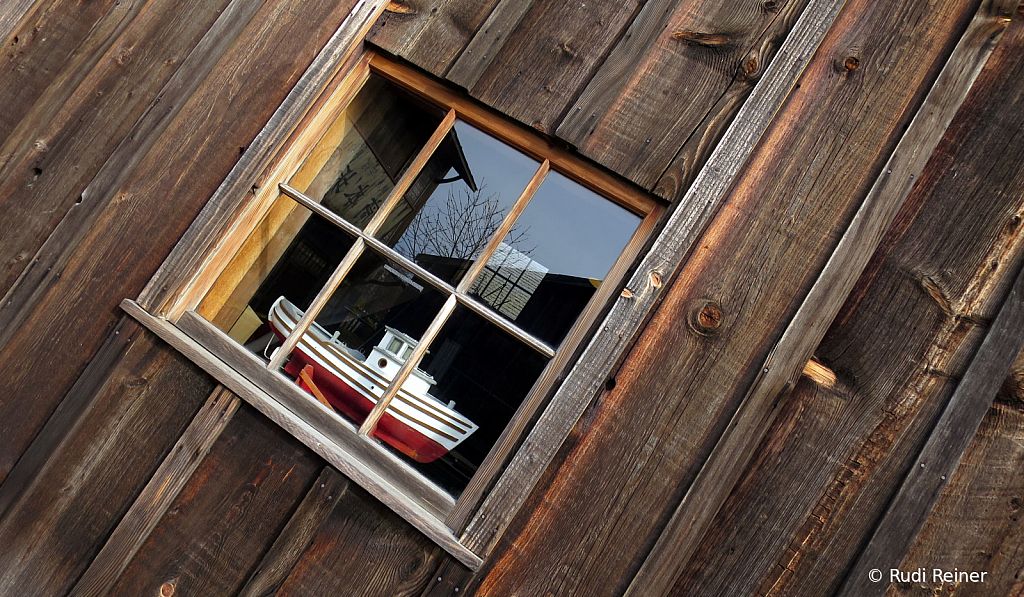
[470, 171, 642, 346]
[291, 74, 445, 228]
[197, 199, 356, 354]
[397, 306, 548, 494]
[377, 120, 540, 285]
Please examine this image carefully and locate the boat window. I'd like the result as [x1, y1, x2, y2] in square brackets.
[185, 55, 657, 499]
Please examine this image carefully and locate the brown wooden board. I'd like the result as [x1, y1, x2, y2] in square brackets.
[0, 0, 359, 488]
[0, 0, 142, 158]
[99, 402, 321, 596]
[0, 0, 266, 347]
[271, 483, 443, 597]
[668, 11, 1024, 597]
[763, 11, 1024, 596]
[70, 387, 240, 597]
[467, 0, 979, 594]
[886, 348, 1024, 597]
[237, 467, 349, 597]
[0, 323, 214, 597]
[447, 0, 646, 136]
[556, 0, 811, 189]
[366, 0, 500, 78]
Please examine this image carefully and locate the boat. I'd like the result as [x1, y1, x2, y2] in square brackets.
[267, 296, 478, 463]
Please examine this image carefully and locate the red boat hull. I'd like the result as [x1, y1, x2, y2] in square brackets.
[283, 353, 449, 463]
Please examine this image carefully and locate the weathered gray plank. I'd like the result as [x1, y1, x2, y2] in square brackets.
[68, 387, 240, 597]
[0, 324, 216, 597]
[461, 0, 847, 557]
[237, 467, 350, 597]
[448, 0, 647, 135]
[888, 350, 1024, 597]
[555, 0, 807, 188]
[100, 403, 322, 596]
[366, 0, 501, 77]
[623, 1, 1014, 593]
[467, 0, 982, 592]
[271, 483, 442, 597]
[836, 238, 1024, 597]
[0, 0, 267, 350]
[0, 0, 361, 495]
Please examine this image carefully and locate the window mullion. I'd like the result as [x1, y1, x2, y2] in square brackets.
[358, 293, 459, 437]
[266, 237, 366, 371]
[453, 159, 549, 295]
[362, 108, 457, 236]
[278, 183, 557, 358]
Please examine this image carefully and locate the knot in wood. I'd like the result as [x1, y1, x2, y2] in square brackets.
[159, 582, 176, 597]
[689, 300, 723, 335]
[763, 0, 778, 11]
[672, 30, 732, 48]
[843, 56, 860, 71]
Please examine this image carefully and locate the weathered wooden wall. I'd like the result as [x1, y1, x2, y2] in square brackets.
[0, 0, 1022, 595]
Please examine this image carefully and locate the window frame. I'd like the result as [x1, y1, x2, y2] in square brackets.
[125, 48, 663, 568]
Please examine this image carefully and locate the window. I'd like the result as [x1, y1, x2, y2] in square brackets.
[127, 50, 661, 566]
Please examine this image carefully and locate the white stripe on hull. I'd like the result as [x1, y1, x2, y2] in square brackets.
[269, 297, 478, 452]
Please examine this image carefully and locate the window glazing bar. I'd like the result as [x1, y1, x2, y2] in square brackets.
[278, 184, 556, 358]
[363, 108, 457, 236]
[358, 293, 459, 436]
[267, 237, 366, 371]
[454, 159, 549, 294]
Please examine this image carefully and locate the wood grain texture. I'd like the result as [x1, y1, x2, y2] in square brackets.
[556, 0, 808, 188]
[0, 0, 40, 57]
[0, 0, 145, 162]
[68, 386, 240, 597]
[469, 0, 979, 594]
[624, 1, 1014, 594]
[100, 403, 322, 597]
[448, 0, 646, 135]
[0, 323, 215, 597]
[138, 1, 387, 315]
[0, 0, 266, 349]
[237, 467, 350, 597]
[710, 12, 1024, 597]
[461, 0, 844, 559]
[0, 0, 359, 490]
[651, 0, 810, 201]
[366, 0, 500, 77]
[838, 249, 1024, 597]
[883, 349, 1024, 597]
[273, 483, 443, 597]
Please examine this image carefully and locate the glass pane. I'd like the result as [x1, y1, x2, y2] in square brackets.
[197, 198, 357, 357]
[375, 120, 540, 285]
[470, 171, 642, 346]
[289, 73, 446, 228]
[266, 250, 457, 453]
[378, 306, 547, 495]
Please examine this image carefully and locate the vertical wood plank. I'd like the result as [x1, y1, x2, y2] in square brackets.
[623, 1, 1016, 593]
[0, 325, 216, 597]
[0, 0, 267, 349]
[271, 484, 443, 597]
[69, 387, 241, 597]
[366, 0, 501, 77]
[0, 0, 361, 493]
[237, 467, 350, 597]
[887, 350, 1024, 597]
[837, 253, 1024, 597]
[555, 0, 809, 188]
[689, 12, 1024, 597]
[100, 403, 323, 596]
[448, 0, 647, 135]
[468, 0, 980, 594]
